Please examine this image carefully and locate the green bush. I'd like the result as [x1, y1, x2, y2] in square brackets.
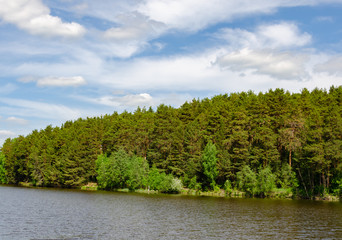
[188, 176, 201, 191]
[96, 150, 149, 190]
[278, 164, 298, 191]
[256, 166, 276, 197]
[237, 165, 257, 196]
[224, 179, 232, 195]
[170, 177, 183, 193]
[148, 166, 183, 193]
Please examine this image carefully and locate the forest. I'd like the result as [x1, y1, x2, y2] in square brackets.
[1, 87, 342, 199]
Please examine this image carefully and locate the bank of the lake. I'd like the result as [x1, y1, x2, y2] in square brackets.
[16, 181, 340, 202]
[79, 182, 341, 202]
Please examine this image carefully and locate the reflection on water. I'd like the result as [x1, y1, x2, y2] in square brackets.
[0, 185, 341, 239]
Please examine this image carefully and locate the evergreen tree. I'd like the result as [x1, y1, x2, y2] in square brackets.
[1, 87, 342, 197]
[0, 152, 7, 184]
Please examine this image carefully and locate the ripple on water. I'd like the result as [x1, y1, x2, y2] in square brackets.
[0, 186, 341, 239]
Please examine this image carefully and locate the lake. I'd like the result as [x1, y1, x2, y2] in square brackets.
[0, 185, 341, 239]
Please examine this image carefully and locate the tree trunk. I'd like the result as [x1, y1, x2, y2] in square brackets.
[289, 150, 292, 167]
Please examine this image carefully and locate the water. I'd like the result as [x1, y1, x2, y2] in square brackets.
[0, 185, 341, 240]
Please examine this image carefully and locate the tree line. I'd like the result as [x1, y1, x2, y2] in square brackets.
[1, 87, 342, 198]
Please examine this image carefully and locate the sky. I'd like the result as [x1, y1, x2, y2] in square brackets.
[1, 0, 342, 145]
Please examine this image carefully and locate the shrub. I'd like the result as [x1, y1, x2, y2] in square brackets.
[148, 166, 183, 193]
[224, 179, 232, 195]
[278, 163, 298, 191]
[237, 165, 257, 196]
[96, 150, 149, 190]
[169, 177, 183, 193]
[188, 176, 201, 191]
[256, 166, 276, 197]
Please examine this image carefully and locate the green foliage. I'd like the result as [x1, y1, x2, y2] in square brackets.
[224, 179, 232, 195]
[278, 164, 298, 191]
[334, 179, 342, 197]
[170, 178, 183, 193]
[1, 87, 342, 198]
[332, 163, 342, 197]
[256, 166, 276, 197]
[0, 152, 7, 184]
[202, 141, 218, 190]
[237, 166, 278, 197]
[148, 166, 183, 193]
[237, 165, 257, 196]
[96, 150, 149, 190]
[188, 176, 201, 191]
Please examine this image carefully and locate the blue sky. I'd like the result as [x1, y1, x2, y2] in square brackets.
[1, 0, 342, 145]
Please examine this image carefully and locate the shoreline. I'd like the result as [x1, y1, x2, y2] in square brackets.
[4, 182, 340, 202]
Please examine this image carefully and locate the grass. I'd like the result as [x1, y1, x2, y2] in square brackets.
[81, 182, 98, 191]
[77, 183, 341, 201]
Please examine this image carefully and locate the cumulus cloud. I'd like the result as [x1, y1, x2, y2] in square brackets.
[137, 0, 341, 31]
[37, 76, 86, 87]
[216, 48, 308, 80]
[214, 22, 311, 80]
[99, 53, 222, 92]
[217, 22, 311, 49]
[0, 130, 16, 136]
[314, 56, 342, 76]
[256, 23, 311, 48]
[0, 130, 16, 146]
[100, 12, 166, 57]
[82, 93, 155, 108]
[50, 0, 342, 33]
[103, 13, 165, 42]
[19, 76, 86, 87]
[0, 0, 85, 38]
[6, 116, 29, 125]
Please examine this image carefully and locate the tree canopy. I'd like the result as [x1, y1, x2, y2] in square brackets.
[1, 87, 342, 198]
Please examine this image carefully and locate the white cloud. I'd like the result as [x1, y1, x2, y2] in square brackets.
[6, 117, 29, 125]
[216, 48, 308, 80]
[0, 0, 85, 38]
[12, 45, 104, 79]
[37, 76, 86, 87]
[213, 22, 311, 80]
[0, 98, 82, 121]
[19, 76, 86, 87]
[100, 12, 166, 58]
[118, 93, 154, 107]
[314, 56, 342, 76]
[81, 93, 155, 108]
[103, 13, 165, 42]
[0, 130, 16, 136]
[46, 0, 342, 41]
[0, 130, 16, 146]
[217, 22, 311, 50]
[91, 48, 339, 95]
[137, 0, 342, 31]
[138, 0, 271, 31]
[99, 53, 221, 92]
[256, 23, 311, 48]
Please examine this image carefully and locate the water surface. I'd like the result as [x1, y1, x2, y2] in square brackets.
[0, 185, 341, 239]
